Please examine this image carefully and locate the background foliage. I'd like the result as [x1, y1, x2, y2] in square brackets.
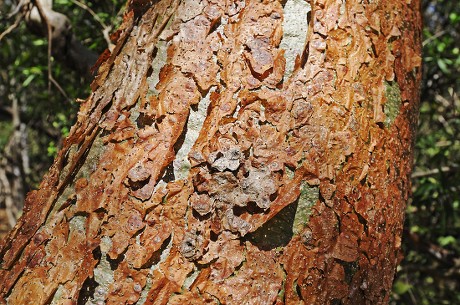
[0, 0, 459, 304]
[1, 0, 123, 186]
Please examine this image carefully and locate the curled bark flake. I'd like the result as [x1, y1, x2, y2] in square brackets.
[180, 231, 204, 260]
[0, 0, 421, 303]
[6, 267, 54, 304]
[172, 15, 220, 91]
[169, 291, 219, 305]
[243, 166, 306, 233]
[105, 207, 145, 259]
[292, 98, 313, 127]
[106, 261, 148, 305]
[241, 167, 278, 209]
[259, 94, 287, 125]
[127, 163, 152, 183]
[319, 180, 336, 203]
[332, 232, 359, 263]
[159, 246, 194, 288]
[190, 193, 214, 216]
[125, 211, 145, 233]
[245, 38, 274, 78]
[202, 242, 284, 305]
[125, 160, 161, 201]
[209, 146, 242, 172]
[199, 231, 244, 282]
[306, 204, 339, 251]
[197, 162, 280, 224]
[224, 209, 252, 236]
[177, 0, 205, 22]
[324, 263, 349, 299]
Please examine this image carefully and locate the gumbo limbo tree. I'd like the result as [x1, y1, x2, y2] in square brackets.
[0, 0, 422, 304]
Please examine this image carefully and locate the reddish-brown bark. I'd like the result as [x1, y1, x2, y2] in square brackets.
[0, 0, 421, 304]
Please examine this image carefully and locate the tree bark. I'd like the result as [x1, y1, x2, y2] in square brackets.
[0, 0, 422, 304]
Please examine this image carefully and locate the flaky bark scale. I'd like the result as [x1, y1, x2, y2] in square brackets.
[0, 0, 421, 304]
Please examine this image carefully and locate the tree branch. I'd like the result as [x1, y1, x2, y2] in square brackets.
[412, 165, 459, 178]
[0, 13, 23, 42]
[22, 0, 99, 79]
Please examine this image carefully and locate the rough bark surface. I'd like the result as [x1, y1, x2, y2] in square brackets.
[0, 0, 422, 304]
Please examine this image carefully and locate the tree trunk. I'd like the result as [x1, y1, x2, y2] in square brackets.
[0, 0, 422, 304]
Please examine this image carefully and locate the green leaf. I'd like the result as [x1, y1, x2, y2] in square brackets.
[32, 39, 47, 46]
[437, 58, 450, 73]
[410, 225, 420, 233]
[438, 236, 456, 247]
[436, 42, 446, 52]
[54, 0, 71, 6]
[22, 74, 36, 87]
[47, 141, 58, 157]
[393, 280, 412, 295]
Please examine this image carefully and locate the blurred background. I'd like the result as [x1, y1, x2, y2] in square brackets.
[0, 1, 459, 304]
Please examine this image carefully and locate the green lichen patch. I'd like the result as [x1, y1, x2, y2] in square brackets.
[53, 132, 105, 215]
[78, 132, 105, 180]
[50, 284, 66, 305]
[147, 40, 168, 97]
[69, 215, 86, 234]
[280, 0, 311, 79]
[292, 182, 319, 235]
[173, 87, 213, 180]
[91, 236, 115, 303]
[384, 81, 402, 127]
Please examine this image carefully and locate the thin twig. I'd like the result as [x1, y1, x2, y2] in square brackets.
[423, 30, 446, 47]
[6, 0, 30, 19]
[0, 14, 23, 42]
[49, 75, 72, 102]
[32, 0, 53, 91]
[412, 165, 459, 179]
[70, 0, 113, 49]
[70, 0, 107, 28]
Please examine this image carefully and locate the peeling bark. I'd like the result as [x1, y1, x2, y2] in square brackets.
[0, 0, 422, 304]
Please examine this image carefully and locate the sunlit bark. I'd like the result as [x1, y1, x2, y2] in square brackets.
[0, 0, 421, 304]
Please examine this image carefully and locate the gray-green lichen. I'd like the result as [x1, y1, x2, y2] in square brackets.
[69, 215, 86, 234]
[52, 132, 105, 216]
[78, 132, 105, 180]
[384, 81, 402, 127]
[87, 236, 114, 305]
[173, 87, 213, 180]
[50, 284, 65, 305]
[147, 40, 168, 97]
[137, 235, 174, 305]
[285, 166, 295, 180]
[182, 266, 200, 290]
[60, 131, 105, 184]
[280, 0, 311, 79]
[292, 182, 318, 235]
